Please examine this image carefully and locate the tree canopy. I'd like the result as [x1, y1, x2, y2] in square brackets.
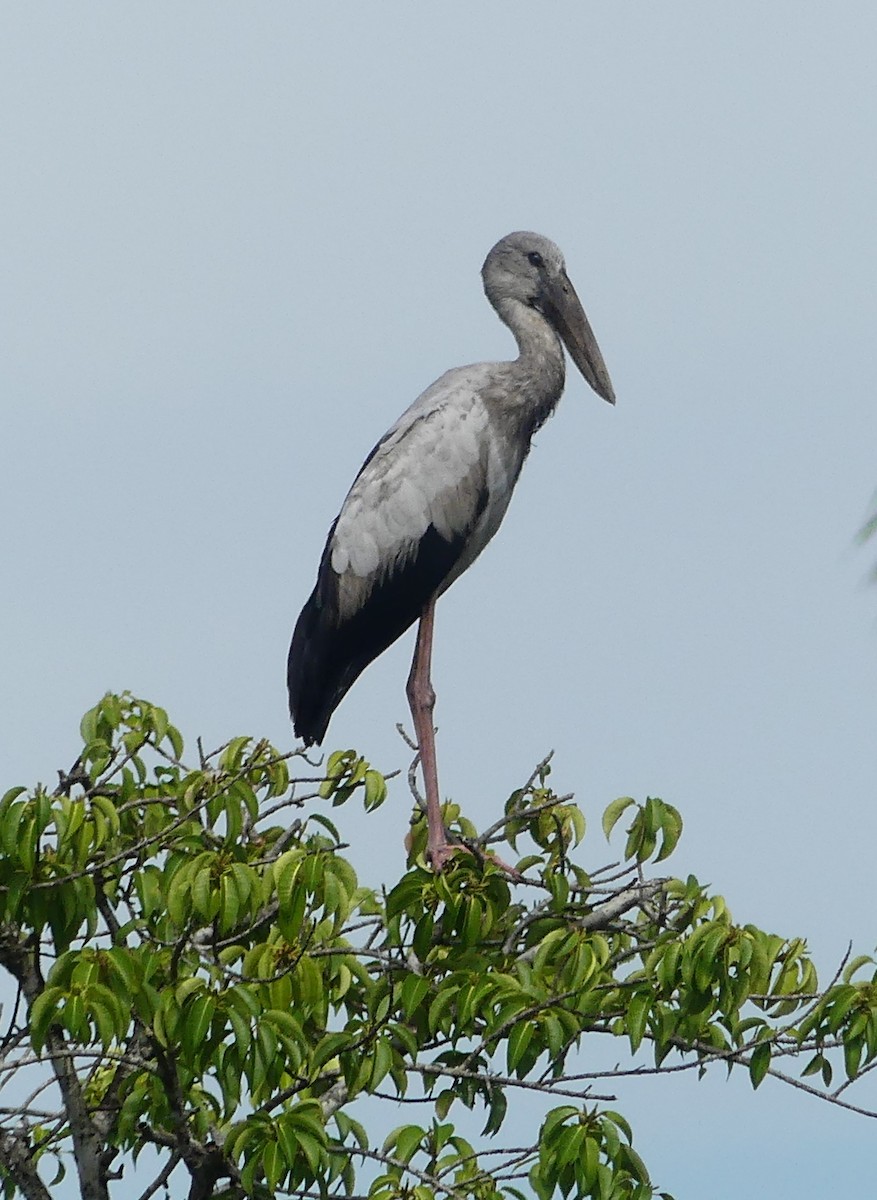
[1, 693, 875, 1200]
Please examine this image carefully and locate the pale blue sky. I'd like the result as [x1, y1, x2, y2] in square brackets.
[3, 5, 877, 1196]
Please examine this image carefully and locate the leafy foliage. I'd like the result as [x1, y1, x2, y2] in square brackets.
[0, 694, 875, 1200]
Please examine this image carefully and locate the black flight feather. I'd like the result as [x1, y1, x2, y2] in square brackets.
[288, 513, 482, 746]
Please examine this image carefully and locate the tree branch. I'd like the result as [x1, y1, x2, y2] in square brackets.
[0, 1128, 53, 1200]
[0, 932, 109, 1200]
[513, 879, 668, 964]
[151, 1042, 237, 1200]
[134, 1150, 182, 1200]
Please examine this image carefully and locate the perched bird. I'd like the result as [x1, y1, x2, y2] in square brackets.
[289, 231, 615, 869]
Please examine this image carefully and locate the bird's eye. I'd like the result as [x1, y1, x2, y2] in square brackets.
[527, 251, 544, 268]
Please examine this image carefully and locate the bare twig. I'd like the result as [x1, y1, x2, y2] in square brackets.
[414, 1062, 615, 1104]
[134, 1150, 183, 1200]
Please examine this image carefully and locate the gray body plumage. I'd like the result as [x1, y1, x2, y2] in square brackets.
[288, 232, 614, 746]
[331, 346, 563, 621]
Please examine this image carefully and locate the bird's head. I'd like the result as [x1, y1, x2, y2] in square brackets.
[482, 231, 615, 404]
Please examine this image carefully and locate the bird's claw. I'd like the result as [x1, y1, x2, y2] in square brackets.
[426, 838, 523, 881]
[426, 841, 460, 873]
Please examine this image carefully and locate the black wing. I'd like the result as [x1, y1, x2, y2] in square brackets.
[288, 390, 492, 744]
[288, 518, 481, 745]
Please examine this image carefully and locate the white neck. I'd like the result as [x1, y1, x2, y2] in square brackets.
[493, 296, 566, 401]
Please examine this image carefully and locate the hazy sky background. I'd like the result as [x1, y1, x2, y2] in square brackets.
[3, 5, 877, 1196]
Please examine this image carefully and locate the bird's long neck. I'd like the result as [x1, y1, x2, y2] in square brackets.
[493, 296, 566, 439]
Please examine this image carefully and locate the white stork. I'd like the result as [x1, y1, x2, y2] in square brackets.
[288, 231, 615, 870]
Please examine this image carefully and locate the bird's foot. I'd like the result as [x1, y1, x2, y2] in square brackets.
[426, 839, 460, 873]
[425, 836, 523, 881]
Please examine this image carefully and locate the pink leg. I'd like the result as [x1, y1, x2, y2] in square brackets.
[406, 596, 455, 871]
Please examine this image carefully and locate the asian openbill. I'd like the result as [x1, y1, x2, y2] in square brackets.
[288, 231, 615, 869]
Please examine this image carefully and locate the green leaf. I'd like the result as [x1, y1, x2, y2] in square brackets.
[427, 986, 457, 1035]
[844, 1034, 864, 1079]
[191, 867, 216, 921]
[413, 912, 435, 960]
[0, 785, 27, 811]
[507, 1021, 536, 1075]
[319, 749, 352, 799]
[88, 995, 116, 1048]
[29, 987, 65, 1051]
[400, 973, 430, 1018]
[79, 704, 99, 745]
[363, 769, 388, 811]
[839, 955, 873, 984]
[556, 1123, 587, 1168]
[166, 871, 192, 929]
[227, 1004, 252, 1056]
[748, 1041, 771, 1088]
[482, 1086, 507, 1136]
[297, 1128, 326, 1176]
[801, 1052, 826, 1078]
[627, 991, 651, 1054]
[655, 802, 683, 861]
[826, 986, 860, 1034]
[369, 1038, 394, 1090]
[463, 895, 483, 947]
[334, 1111, 368, 1149]
[262, 1138, 285, 1190]
[274, 1114, 299, 1168]
[603, 1110, 633, 1147]
[602, 796, 637, 840]
[1, 801, 27, 859]
[184, 994, 215, 1053]
[620, 1144, 651, 1185]
[218, 872, 240, 933]
[175, 976, 205, 1005]
[390, 1124, 425, 1164]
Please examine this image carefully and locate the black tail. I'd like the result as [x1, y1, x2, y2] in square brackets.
[288, 576, 392, 746]
[288, 517, 363, 746]
[287, 569, 426, 747]
[288, 522, 474, 746]
[287, 587, 338, 746]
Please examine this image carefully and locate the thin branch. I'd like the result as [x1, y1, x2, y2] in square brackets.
[414, 1062, 615, 1103]
[0, 1108, 62, 1122]
[765, 1061, 877, 1119]
[0, 1129, 53, 1200]
[476, 792, 575, 849]
[834, 1056, 877, 1098]
[351, 1145, 467, 1200]
[459, 989, 579, 1070]
[134, 1150, 183, 1200]
[514, 880, 668, 964]
[319, 1079, 348, 1120]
